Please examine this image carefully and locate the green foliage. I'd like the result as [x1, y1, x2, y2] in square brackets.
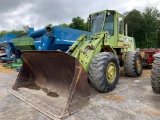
[0, 30, 8, 37]
[0, 30, 26, 37]
[124, 9, 146, 48]
[143, 7, 160, 48]
[59, 23, 69, 28]
[59, 17, 88, 31]
[124, 7, 160, 48]
[69, 16, 87, 31]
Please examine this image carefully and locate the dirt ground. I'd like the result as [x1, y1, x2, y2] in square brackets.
[0, 64, 160, 120]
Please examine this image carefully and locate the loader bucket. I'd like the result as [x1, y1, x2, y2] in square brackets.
[10, 51, 90, 119]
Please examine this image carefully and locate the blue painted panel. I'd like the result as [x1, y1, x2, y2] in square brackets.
[34, 37, 42, 50]
[51, 26, 90, 51]
[0, 34, 19, 44]
[34, 26, 90, 51]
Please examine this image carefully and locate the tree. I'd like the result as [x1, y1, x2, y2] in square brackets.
[46, 24, 53, 27]
[124, 7, 160, 48]
[69, 17, 87, 31]
[0, 30, 26, 37]
[0, 30, 8, 37]
[59, 23, 69, 28]
[142, 7, 160, 48]
[124, 9, 145, 48]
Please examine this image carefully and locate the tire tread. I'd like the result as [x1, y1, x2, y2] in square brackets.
[151, 57, 160, 93]
[89, 52, 119, 92]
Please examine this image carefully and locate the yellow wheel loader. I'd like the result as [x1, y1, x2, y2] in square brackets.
[9, 10, 143, 119]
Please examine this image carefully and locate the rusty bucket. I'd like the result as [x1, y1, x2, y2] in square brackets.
[10, 51, 90, 119]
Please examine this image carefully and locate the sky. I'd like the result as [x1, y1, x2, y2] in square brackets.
[0, 0, 160, 31]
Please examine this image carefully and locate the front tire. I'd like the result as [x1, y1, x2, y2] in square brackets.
[124, 51, 143, 77]
[89, 52, 120, 92]
[151, 57, 160, 93]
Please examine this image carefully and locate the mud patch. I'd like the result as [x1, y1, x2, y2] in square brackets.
[42, 88, 59, 97]
[0, 65, 14, 73]
[141, 69, 151, 78]
[104, 93, 125, 103]
[47, 92, 59, 97]
[145, 110, 160, 116]
[26, 83, 41, 90]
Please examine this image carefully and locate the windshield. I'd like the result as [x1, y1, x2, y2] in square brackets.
[91, 13, 104, 35]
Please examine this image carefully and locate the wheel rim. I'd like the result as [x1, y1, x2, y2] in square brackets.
[136, 58, 141, 71]
[106, 62, 116, 83]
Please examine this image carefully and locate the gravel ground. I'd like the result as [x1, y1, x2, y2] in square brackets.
[0, 65, 160, 120]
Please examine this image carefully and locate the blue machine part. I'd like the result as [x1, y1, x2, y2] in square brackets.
[0, 34, 19, 60]
[0, 26, 90, 61]
[27, 28, 34, 35]
[32, 26, 90, 51]
[0, 34, 19, 45]
[29, 28, 46, 38]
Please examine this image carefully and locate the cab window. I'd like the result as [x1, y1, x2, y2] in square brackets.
[104, 13, 114, 36]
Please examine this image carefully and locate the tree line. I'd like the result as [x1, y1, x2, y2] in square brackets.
[0, 30, 26, 38]
[124, 7, 160, 48]
[0, 7, 160, 48]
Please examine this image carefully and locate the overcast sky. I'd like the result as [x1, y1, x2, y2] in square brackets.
[0, 0, 160, 31]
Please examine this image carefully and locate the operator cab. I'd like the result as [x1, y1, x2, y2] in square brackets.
[90, 10, 124, 37]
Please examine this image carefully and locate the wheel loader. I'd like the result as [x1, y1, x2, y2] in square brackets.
[9, 10, 143, 119]
[151, 53, 160, 93]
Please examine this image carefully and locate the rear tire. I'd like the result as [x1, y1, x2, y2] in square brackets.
[89, 52, 120, 92]
[124, 51, 143, 77]
[151, 57, 160, 93]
